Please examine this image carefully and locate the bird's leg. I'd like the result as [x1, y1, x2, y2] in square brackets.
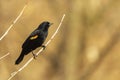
[32, 51, 37, 59]
[41, 45, 46, 50]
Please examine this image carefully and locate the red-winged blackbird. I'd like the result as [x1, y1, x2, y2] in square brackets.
[15, 21, 53, 65]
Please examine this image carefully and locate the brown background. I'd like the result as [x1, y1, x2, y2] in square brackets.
[0, 0, 120, 80]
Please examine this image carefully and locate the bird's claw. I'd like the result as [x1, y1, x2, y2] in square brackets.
[41, 45, 46, 50]
[32, 52, 37, 59]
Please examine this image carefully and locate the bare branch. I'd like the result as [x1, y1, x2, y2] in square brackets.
[0, 53, 10, 61]
[0, 2, 28, 41]
[7, 14, 66, 80]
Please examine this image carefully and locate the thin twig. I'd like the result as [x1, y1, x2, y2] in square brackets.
[7, 14, 65, 80]
[0, 2, 28, 41]
[0, 53, 10, 60]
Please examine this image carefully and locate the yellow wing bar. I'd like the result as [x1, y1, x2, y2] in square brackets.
[30, 35, 38, 40]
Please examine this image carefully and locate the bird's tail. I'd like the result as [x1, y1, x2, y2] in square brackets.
[15, 52, 25, 65]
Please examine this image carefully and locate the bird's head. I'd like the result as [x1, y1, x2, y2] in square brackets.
[38, 21, 53, 30]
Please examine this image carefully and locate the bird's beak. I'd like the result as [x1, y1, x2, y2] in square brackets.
[49, 23, 53, 26]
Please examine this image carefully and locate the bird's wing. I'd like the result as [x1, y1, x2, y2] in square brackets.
[29, 30, 40, 40]
[22, 30, 42, 48]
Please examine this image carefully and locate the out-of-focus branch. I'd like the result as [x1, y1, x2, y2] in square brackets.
[7, 14, 66, 80]
[0, 2, 28, 41]
[0, 53, 10, 61]
[80, 27, 120, 80]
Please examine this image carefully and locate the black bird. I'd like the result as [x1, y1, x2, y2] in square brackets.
[15, 21, 53, 65]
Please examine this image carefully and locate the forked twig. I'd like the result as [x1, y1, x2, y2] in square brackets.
[0, 2, 28, 41]
[7, 14, 65, 80]
[0, 53, 10, 60]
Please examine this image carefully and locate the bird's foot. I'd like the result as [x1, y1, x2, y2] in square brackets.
[32, 52, 37, 59]
[41, 45, 46, 50]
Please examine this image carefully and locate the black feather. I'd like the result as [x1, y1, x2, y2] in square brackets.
[15, 21, 52, 65]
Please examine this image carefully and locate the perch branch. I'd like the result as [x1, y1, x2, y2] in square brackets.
[0, 2, 28, 41]
[0, 53, 10, 61]
[7, 14, 66, 80]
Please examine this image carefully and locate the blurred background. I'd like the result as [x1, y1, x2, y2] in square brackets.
[0, 0, 120, 80]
